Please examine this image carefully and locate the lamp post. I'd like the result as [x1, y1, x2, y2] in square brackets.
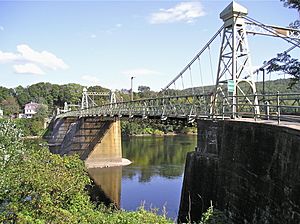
[131, 76, 135, 101]
[259, 68, 265, 100]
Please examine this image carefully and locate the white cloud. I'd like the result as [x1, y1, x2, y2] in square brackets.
[81, 75, 101, 85]
[116, 23, 122, 28]
[122, 68, 161, 76]
[17, 44, 68, 70]
[0, 44, 68, 75]
[0, 26, 4, 31]
[149, 2, 206, 24]
[14, 63, 45, 75]
[90, 34, 97, 38]
[0, 51, 21, 63]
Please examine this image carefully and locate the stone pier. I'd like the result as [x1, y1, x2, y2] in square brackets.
[178, 119, 300, 223]
[46, 117, 129, 168]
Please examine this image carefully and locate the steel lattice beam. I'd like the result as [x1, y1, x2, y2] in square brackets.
[245, 22, 300, 40]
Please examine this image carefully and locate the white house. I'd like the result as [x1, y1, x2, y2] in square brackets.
[24, 102, 40, 118]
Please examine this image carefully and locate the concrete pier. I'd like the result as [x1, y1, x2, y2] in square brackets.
[46, 117, 127, 168]
[179, 119, 300, 223]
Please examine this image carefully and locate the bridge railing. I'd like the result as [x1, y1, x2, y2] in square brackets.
[227, 92, 300, 124]
[55, 93, 213, 121]
[55, 92, 300, 124]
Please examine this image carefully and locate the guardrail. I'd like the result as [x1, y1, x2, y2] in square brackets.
[55, 92, 300, 125]
[221, 92, 300, 124]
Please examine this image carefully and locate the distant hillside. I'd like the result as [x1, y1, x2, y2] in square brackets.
[0, 78, 298, 116]
[0, 82, 110, 116]
[172, 78, 299, 95]
[256, 78, 300, 94]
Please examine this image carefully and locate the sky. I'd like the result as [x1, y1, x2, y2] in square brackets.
[0, 0, 299, 91]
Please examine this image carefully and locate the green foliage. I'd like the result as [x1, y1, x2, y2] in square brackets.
[153, 129, 164, 135]
[0, 120, 24, 169]
[1, 96, 20, 116]
[91, 205, 171, 224]
[0, 77, 297, 118]
[0, 86, 13, 103]
[0, 120, 171, 223]
[14, 85, 30, 107]
[121, 121, 143, 135]
[0, 120, 91, 222]
[27, 82, 53, 105]
[121, 120, 196, 136]
[256, 78, 300, 93]
[267, 53, 300, 87]
[13, 83, 86, 115]
[138, 85, 150, 93]
[137, 86, 156, 99]
[281, 0, 300, 11]
[121, 121, 162, 135]
[35, 104, 49, 119]
[199, 204, 231, 224]
[10, 118, 45, 137]
[87, 85, 110, 106]
[28, 118, 45, 136]
[60, 83, 83, 105]
[265, 1, 300, 87]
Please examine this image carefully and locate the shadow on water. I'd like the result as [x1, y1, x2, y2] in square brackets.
[88, 135, 197, 219]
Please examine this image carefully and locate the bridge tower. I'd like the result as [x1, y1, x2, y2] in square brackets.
[214, 1, 258, 118]
[81, 87, 89, 109]
[81, 87, 117, 110]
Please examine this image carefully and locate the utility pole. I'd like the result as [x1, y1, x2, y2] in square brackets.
[131, 76, 135, 101]
[260, 68, 265, 100]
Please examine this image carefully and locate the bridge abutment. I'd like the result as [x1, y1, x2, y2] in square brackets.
[85, 120, 122, 168]
[179, 119, 300, 223]
[46, 117, 125, 168]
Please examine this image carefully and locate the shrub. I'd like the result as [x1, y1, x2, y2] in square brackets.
[0, 120, 171, 223]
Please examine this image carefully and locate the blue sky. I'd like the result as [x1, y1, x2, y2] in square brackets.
[0, 0, 299, 91]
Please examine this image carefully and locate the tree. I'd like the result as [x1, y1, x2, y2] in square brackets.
[0, 121, 171, 223]
[27, 82, 54, 105]
[60, 83, 83, 105]
[267, 53, 300, 87]
[0, 96, 20, 116]
[137, 85, 156, 98]
[268, 1, 300, 86]
[138, 85, 151, 93]
[0, 120, 94, 222]
[35, 104, 49, 119]
[88, 85, 111, 105]
[14, 85, 30, 108]
[281, 0, 300, 11]
[0, 87, 13, 103]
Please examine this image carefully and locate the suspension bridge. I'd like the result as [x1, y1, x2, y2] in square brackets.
[46, 0, 300, 160]
[45, 2, 300, 222]
[55, 1, 300, 125]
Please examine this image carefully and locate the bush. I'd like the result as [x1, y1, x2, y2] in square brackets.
[0, 120, 171, 223]
[6, 118, 45, 137]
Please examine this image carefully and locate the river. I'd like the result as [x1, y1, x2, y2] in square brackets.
[88, 135, 197, 220]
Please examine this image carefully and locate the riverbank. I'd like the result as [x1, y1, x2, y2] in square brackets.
[85, 158, 132, 169]
[123, 131, 197, 137]
[21, 135, 41, 140]
[1, 120, 172, 223]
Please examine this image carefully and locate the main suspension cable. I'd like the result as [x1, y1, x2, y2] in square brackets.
[162, 25, 224, 91]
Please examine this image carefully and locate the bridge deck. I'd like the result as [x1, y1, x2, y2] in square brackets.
[232, 118, 300, 131]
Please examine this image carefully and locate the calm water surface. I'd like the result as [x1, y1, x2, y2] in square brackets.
[88, 135, 197, 220]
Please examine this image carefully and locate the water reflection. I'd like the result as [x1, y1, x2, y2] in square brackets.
[123, 135, 196, 180]
[88, 135, 197, 219]
[88, 166, 122, 208]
